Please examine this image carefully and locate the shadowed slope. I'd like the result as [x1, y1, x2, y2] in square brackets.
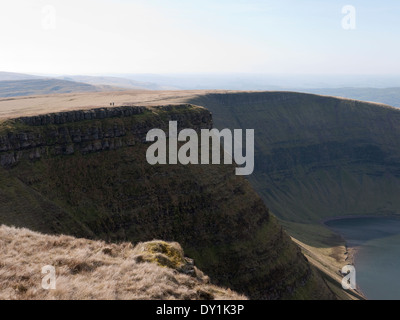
[189, 92, 400, 248]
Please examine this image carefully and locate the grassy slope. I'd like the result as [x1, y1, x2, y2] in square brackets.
[0, 225, 246, 300]
[0, 106, 334, 300]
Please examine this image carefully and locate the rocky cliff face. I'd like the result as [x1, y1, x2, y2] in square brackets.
[0, 104, 334, 300]
[0, 105, 212, 166]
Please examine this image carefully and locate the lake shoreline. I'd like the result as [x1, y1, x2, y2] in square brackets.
[323, 216, 400, 300]
[323, 224, 367, 298]
[320, 213, 400, 225]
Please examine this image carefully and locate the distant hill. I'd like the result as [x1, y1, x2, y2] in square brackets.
[60, 75, 173, 90]
[0, 71, 172, 96]
[110, 73, 400, 90]
[302, 87, 400, 109]
[0, 71, 43, 81]
[0, 78, 119, 97]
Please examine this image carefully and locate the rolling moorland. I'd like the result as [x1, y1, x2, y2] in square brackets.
[0, 72, 170, 97]
[4, 72, 400, 107]
[59, 75, 171, 91]
[0, 103, 336, 300]
[0, 79, 118, 98]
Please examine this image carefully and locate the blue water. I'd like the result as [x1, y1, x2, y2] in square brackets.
[325, 217, 400, 300]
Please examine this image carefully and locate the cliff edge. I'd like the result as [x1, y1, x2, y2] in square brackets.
[0, 103, 335, 299]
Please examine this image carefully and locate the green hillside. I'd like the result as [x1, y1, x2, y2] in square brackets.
[189, 92, 400, 244]
[0, 104, 334, 300]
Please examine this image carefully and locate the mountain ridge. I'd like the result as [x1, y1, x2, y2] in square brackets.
[0, 102, 335, 299]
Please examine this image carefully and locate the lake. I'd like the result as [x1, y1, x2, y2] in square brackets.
[325, 217, 400, 300]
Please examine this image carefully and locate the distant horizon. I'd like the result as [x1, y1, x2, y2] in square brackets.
[3, 70, 400, 90]
[15, 72, 400, 77]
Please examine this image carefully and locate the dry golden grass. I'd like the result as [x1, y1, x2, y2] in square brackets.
[0, 89, 393, 120]
[0, 225, 246, 300]
[0, 90, 207, 119]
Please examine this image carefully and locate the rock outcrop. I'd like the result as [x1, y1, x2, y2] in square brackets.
[0, 104, 212, 166]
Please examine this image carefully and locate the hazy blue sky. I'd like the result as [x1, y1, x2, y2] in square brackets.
[0, 0, 399, 75]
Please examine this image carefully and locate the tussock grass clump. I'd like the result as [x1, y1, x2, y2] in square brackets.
[0, 225, 246, 300]
[133, 241, 185, 269]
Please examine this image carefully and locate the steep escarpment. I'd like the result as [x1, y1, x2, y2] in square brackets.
[189, 92, 400, 235]
[0, 105, 211, 166]
[0, 104, 334, 299]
